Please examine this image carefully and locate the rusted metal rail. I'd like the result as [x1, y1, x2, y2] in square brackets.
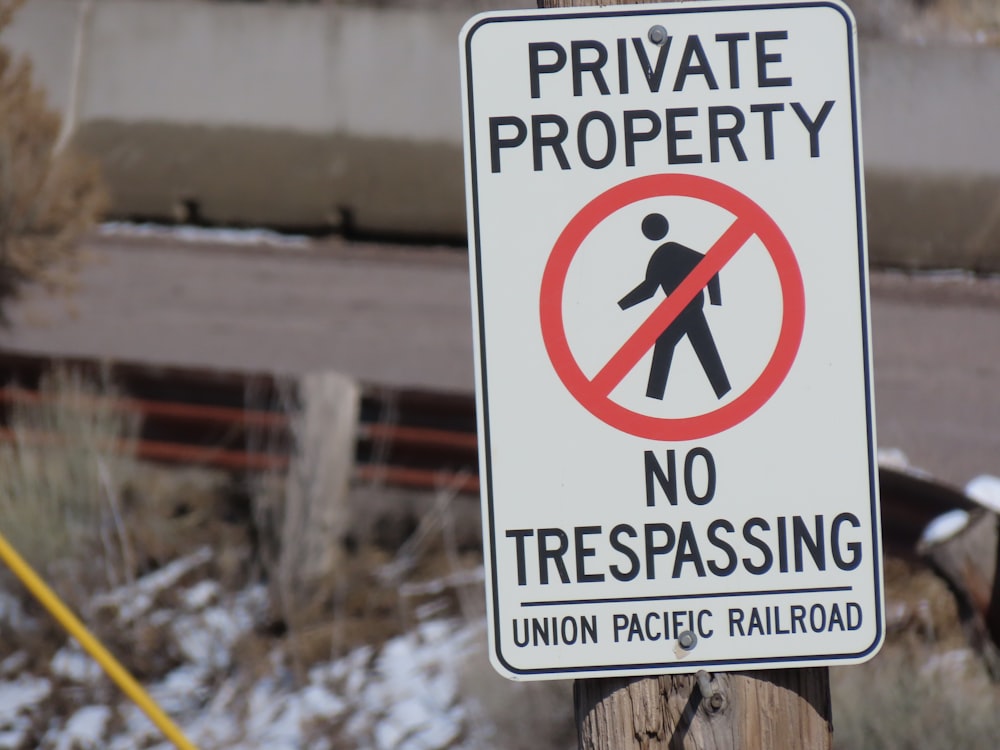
[0, 352, 478, 493]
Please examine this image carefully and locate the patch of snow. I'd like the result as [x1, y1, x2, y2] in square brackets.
[171, 584, 268, 673]
[300, 682, 346, 718]
[0, 724, 32, 750]
[55, 706, 111, 750]
[148, 664, 211, 716]
[884, 600, 911, 630]
[231, 584, 269, 631]
[965, 475, 1000, 514]
[99, 223, 312, 250]
[0, 675, 51, 725]
[920, 509, 970, 546]
[876, 447, 910, 470]
[108, 711, 158, 750]
[182, 681, 242, 748]
[343, 620, 479, 750]
[181, 579, 220, 610]
[94, 547, 213, 623]
[172, 606, 243, 668]
[0, 591, 35, 632]
[400, 568, 485, 599]
[920, 648, 977, 680]
[51, 646, 103, 684]
[0, 652, 27, 678]
[148, 609, 174, 628]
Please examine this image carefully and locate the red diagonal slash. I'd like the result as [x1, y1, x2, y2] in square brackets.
[589, 217, 754, 398]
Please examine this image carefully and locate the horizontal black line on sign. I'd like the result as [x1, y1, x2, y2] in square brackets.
[520, 585, 854, 608]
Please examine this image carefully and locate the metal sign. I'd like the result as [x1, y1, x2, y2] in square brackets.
[460, 0, 883, 680]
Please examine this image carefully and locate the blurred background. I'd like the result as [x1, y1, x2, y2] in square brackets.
[0, 1, 998, 748]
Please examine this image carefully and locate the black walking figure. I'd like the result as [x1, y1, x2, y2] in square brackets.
[618, 213, 732, 401]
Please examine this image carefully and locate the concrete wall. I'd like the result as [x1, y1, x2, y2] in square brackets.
[5, 0, 1000, 267]
[6, 0, 471, 234]
[859, 41, 1000, 270]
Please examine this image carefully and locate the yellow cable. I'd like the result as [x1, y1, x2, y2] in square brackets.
[0, 531, 200, 750]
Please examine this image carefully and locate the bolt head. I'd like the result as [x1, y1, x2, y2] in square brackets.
[648, 25, 668, 46]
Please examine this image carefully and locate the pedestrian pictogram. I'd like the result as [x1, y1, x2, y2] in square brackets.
[540, 173, 805, 442]
[461, 0, 883, 682]
[619, 212, 731, 402]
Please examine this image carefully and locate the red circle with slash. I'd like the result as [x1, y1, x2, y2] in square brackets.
[540, 173, 806, 441]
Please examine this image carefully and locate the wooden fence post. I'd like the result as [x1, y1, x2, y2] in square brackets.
[533, 0, 834, 746]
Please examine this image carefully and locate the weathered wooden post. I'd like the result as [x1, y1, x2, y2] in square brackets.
[460, 1, 880, 748]
[574, 667, 831, 749]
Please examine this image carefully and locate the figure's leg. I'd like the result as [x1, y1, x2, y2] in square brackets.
[646, 329, 682, 400]
[687, 315, 731, 398]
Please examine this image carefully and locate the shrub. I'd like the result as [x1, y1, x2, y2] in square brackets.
[0, 0, 105, 312]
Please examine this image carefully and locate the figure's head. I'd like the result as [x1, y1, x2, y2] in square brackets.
[642, 213, 669, 241]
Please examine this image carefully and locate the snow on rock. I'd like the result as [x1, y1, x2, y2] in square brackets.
[965, 475, 1000, 514]
[920, 509, 970, 545]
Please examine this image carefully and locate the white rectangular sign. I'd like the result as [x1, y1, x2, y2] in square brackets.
[460, 0, 883, 680]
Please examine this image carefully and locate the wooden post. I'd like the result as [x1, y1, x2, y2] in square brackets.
[533, 0, 835, 746]
[575, 669, 832, 749]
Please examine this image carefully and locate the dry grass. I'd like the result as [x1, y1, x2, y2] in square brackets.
[831, 558, 1000, 749]
[0, 0, 106, 314]
[458, 636, 577, 750]
[832, 640, 1000, 750]
[0, 370, 139, 605]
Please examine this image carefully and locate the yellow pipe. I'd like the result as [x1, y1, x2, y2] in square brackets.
[0, 530, 200, 750]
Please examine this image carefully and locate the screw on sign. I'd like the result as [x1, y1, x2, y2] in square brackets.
[540, 173, 805, 441]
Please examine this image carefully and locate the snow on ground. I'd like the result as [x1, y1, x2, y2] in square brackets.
[0, 675, 52, 744]
[99, 223, 312, 250]
[104, 617, 484, 750]
[0, 548, 490, 750]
